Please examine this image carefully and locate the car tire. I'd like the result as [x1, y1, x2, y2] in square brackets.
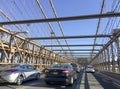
[16, 75, 24, 85]
[69, 77, 74, 85]
[36, 73, 40, 80]
[45, 81, 50, 85]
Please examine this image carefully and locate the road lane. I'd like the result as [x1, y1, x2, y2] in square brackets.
[86, 73, 103, 89]
[0, 71, 119, 89]
[93, 72, 120, 89]
[79, 71, 85, 89]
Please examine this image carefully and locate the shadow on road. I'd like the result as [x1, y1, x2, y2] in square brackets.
[93, 73, 119, 89]
[0, 71, 119, 89]
[0, 82, 17, 89]
[21, 70, 84, 89]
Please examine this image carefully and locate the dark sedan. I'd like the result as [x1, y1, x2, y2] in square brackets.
[71, 63, 80, 73]
[44, 63, 77, 85]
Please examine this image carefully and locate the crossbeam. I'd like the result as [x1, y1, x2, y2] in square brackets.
[61, 54, 96, 56]
[0, 13, 120, 25]
[43, 44, 104, 47]
[91, 29, 120, 63]
[26, 34, 112, 40]
[53, 49, 100, 51]
[58, 52, 97, 54]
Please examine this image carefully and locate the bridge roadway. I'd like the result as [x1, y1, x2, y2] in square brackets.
[0, 70, 120, 89]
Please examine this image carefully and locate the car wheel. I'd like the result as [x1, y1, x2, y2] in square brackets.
[69, 77, 74, 85]
[45, 81, 50, 85]
[36, 73, 40, 80]
[16, 76, 24, 85]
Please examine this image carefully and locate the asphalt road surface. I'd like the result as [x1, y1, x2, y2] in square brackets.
[0, 70, 120, 89]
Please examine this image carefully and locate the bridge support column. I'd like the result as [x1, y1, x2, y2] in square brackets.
[99, 54, 103, 71]
[115, 38, 120, 73]
[32, 45, 35, 64]
[96, 57, 100, 71]
[8, 35, 15, 63]
[8, 52, 13, 63]
[103, 50, 107, 71]
[107, 47, 111, 72]
[111, 44, 115, 72]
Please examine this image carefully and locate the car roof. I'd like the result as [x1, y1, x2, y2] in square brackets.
[52, 63, 71, 66]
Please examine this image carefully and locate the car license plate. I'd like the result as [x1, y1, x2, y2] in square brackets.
[53, 72, 58, 75]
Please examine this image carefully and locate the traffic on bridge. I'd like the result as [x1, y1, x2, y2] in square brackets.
[0, 0, 120, 89]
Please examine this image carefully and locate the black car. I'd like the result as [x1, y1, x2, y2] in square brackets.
[44, 63, 77, 85]
[71, 63, 80, 73]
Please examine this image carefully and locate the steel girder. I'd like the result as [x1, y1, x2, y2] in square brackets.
[0, 13, 120, 25]
[26, 34, 112, 40]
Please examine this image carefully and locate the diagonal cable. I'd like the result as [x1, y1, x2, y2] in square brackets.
[35, 0, 68, 58]
[0, 9, 28, 37]
[91, 0, 105, 60]
[49, 0, 74, 59]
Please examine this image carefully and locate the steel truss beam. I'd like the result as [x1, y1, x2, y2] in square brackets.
[91, 30, 120, 63]
[0, 27, 68, 65]
[61, 54, 96, 56]
[26, 34, 112, 40]
[61, 54, 95, 56]
[58, 52, 97, 54]
[73, 55, 94, 56]
[53, 49, 100, 51]
[61, 53, 96, 55]
[43, 44, 104, 47]
[0, 13, 120, 25]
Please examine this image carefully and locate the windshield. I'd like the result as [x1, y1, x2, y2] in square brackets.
[50, 64, 70, 68]
[87, 66, 94, 68]
[71, 64, 77, 67]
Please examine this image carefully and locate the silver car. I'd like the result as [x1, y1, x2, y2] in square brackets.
[0, 64, 40, 85]
[86, 66, 95, 73]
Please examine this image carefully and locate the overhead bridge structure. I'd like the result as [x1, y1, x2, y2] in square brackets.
[0, 26, 68, 71]
[0, 15, 120, 73]
[0, 1, 120, 86]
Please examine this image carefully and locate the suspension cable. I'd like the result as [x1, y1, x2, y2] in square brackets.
[35, 0, 67, 58]
[49, 0, 74, 58]
[91, 0, 105, 60]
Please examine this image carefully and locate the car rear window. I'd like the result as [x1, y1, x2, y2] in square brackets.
[87, 67, 94, 68]
[71, 63, 77, 67]
[50, 64, 69, 68]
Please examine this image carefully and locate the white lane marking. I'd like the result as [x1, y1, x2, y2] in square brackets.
[87, 73, 104, 89]
[79, 72, 85, 89]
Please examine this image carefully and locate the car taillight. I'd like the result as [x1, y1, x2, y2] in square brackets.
[62, 70, 70, 74]
[5, 69, 18, 73]
[45, 69, 50, 73]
